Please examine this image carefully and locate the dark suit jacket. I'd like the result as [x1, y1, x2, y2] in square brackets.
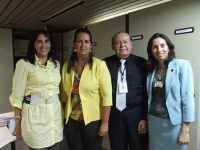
[104, 54, 148, 120]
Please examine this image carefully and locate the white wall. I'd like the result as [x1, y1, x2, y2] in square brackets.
[88, 15, 125, 60]
[0, 28, 13, 114]
[129, 0, 200, 149]
[63, 29, 77, 62]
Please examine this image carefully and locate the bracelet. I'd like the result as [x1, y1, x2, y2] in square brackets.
[13, 115, 21, 120]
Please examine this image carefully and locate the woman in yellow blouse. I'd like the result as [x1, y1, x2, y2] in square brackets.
[60, 28, 112, 150]
[10, 30, 63, 150]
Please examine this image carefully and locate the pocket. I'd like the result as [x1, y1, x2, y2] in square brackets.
[29, 105, 49, 125]
[21, 104, 48, 131]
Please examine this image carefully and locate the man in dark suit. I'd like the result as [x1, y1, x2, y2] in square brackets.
[104, 32, 148, 150]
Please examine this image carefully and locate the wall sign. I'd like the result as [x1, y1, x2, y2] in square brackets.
[63, 47, 69, 50]
[175, 27, 194, 35]
[92, 42, 97, 46]
[131, 35, 143, 41]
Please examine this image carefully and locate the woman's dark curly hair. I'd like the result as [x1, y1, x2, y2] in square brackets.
[24, 30, 57, 67]
[145, 33, 175, 72]
[67, 28, 93, 73]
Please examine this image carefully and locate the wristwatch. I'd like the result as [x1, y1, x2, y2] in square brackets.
[13, 115, 21, 120]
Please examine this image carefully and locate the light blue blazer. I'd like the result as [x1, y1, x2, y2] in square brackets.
[147, 59, 195, 125]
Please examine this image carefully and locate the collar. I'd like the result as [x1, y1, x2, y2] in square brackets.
[34, 55, 52, 68]
[35, 55, 41, 66]
[115, 54, 131, 66]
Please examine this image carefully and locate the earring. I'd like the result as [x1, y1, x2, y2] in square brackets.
[74, 49, 77, 52]
[90, 50, 91, 52]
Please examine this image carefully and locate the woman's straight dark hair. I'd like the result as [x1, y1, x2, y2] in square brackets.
[145, 33, 175, 72]
[24, 30, 57, 67]
[67, 28, 93, 73]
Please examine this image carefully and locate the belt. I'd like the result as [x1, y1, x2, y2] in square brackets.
[24, 95, 59, 105]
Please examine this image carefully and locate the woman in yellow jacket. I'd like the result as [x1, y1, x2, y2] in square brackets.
[60, 28, 112, 150]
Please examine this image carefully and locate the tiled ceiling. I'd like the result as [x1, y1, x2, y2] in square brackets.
[0, 0, 171, 33]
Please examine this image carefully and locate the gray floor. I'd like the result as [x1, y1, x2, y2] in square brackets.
[1, 136, 107, 150]
[0, 136, 69, 150]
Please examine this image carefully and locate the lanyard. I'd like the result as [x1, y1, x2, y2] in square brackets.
[119, 64, 126, 82]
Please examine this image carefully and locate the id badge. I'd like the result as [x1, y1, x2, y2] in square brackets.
[154, 81, 164, 88]
[119, 81, 128, 93]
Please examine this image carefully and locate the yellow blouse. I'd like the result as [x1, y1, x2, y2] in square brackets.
[60, 57, 112, 125]
[10, 56, 63, 148]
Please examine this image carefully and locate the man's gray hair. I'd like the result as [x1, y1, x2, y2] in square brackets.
[111, 31, 130, 45]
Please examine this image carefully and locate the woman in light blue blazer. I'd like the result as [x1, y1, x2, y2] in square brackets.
[145, 33, 195, 150]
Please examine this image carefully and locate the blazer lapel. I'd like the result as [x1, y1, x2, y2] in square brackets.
[165, 59, 177, 99]
[68, 69, 74, 96]
[80, 63, 90, 85]
[147, 67, 156, 110]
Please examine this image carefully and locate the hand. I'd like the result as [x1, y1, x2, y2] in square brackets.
[98, 121, 108, 137]
[138, 120, 148, 135]
[12, 119, 23, 140]
[177, 130, 189, 145]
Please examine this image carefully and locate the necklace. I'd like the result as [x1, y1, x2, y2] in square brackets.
[74, 75, 80, 85]
[75, 60, 86, 77]
[157, 67, 167, 80]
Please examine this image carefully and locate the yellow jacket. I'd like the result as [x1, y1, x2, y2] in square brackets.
[60, 57, 112, 125]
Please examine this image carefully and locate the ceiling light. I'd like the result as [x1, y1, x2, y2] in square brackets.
[41, 1, 85, 23]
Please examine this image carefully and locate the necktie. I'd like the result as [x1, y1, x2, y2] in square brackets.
[116, 59, 126, 111]
[120, 59, 126, 76]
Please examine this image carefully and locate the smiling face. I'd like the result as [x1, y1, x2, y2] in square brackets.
[152, 37, 170, 63]
[74, 32, 92, 58]
[34, 34, 50, 59]
[112, 33, 132, 59]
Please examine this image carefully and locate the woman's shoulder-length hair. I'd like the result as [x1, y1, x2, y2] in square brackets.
[24, 30, 57, 67]
[145, 33, 176, 72]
